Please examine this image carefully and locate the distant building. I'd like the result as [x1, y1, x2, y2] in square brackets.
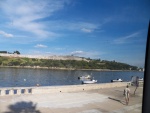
[143, 68, 145, 72]
[138, 67, 144, 72]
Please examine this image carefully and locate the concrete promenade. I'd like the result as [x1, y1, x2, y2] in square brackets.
[0, 83, 143, 113]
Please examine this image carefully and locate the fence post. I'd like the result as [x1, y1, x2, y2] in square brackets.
[9, 89, 14, 95]
[25, 89, 29, 94]
[0, 89, 6, 96]
[17, 89, 21, 95]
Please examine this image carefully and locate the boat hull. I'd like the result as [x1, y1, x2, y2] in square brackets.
[111, 79, 123, 82]
[82, 80, 97, 84]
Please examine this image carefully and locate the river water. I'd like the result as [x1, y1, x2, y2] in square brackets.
[0, 67, 144, 87]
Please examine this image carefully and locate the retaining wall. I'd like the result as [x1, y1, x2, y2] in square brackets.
[0, 88, 32, 96]
[0, 82, 131, 96]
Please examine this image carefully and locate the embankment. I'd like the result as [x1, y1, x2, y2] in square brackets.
[0, 82, 130, 96]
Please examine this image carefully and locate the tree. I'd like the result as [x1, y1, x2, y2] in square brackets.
[14, 51, 20, 54]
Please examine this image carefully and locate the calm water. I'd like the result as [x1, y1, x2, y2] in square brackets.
[0, 67, 144, 87]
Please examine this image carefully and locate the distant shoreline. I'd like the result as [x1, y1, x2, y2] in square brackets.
[0, 66, 141, 72]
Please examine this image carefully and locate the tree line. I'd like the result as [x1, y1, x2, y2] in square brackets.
[0, 51, 20, 54]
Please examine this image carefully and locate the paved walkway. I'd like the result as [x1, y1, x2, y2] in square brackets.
[0, 86, 143, 113]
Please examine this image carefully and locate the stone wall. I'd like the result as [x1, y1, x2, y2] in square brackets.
[0, 53, 87, 61]
[0, 82, 129, 96]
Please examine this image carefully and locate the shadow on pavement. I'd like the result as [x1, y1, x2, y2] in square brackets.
[114, 90, 124, 93]
[3, 101, 41, 113]
[108, 97, 126, 105]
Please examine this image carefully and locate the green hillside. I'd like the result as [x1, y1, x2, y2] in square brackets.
[0, 56, 138, 70]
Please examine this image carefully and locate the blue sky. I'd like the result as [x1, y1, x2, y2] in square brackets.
[0, 0, 149, 67]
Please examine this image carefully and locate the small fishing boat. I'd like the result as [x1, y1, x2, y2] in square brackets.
[139, 78, 143, 81]
[82, 79, 97, 84]
[111, 78, 123, 82]
[78, 75, 91, 79]
[82, 77, 97, 84]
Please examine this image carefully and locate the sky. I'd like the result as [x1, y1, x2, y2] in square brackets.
[0, 0, 150, 67]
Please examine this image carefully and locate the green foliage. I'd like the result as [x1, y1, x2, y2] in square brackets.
[0, 56, 138, 70]
[0, 51, 7, 53]
[14, 51, 20, 54]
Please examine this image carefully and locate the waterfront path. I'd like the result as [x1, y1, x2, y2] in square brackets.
[0, 85, 143, 113]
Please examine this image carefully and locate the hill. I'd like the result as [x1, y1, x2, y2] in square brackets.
[0, 55, 139, 71]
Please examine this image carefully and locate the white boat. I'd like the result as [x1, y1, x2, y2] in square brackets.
[131, 76, 143, 86]
[78, 75, 91, 79]
[111, 78, 123, 82]
[82, 79, 97, 84]
[139, 78, 143, 81]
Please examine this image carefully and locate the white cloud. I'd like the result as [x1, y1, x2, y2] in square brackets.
[81, 28, 92, 33]
[70, 50, 106, 59]
[1, 0, 69, 38]
[0, 30, 14, 38]
[34, 44, 47, 48]
[47, 21, 99, 33]
[70, 22, 98, 33]
[113, 32, 141, 44]
[71, 51, 85, 55]
[55, 47, 66, 50]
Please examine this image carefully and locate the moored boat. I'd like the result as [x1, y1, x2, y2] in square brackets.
[139, 78, 143, 81]
[82, 79, 97, 84]
[111, 78, 123, 82]
[78, 75, 91, 79]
